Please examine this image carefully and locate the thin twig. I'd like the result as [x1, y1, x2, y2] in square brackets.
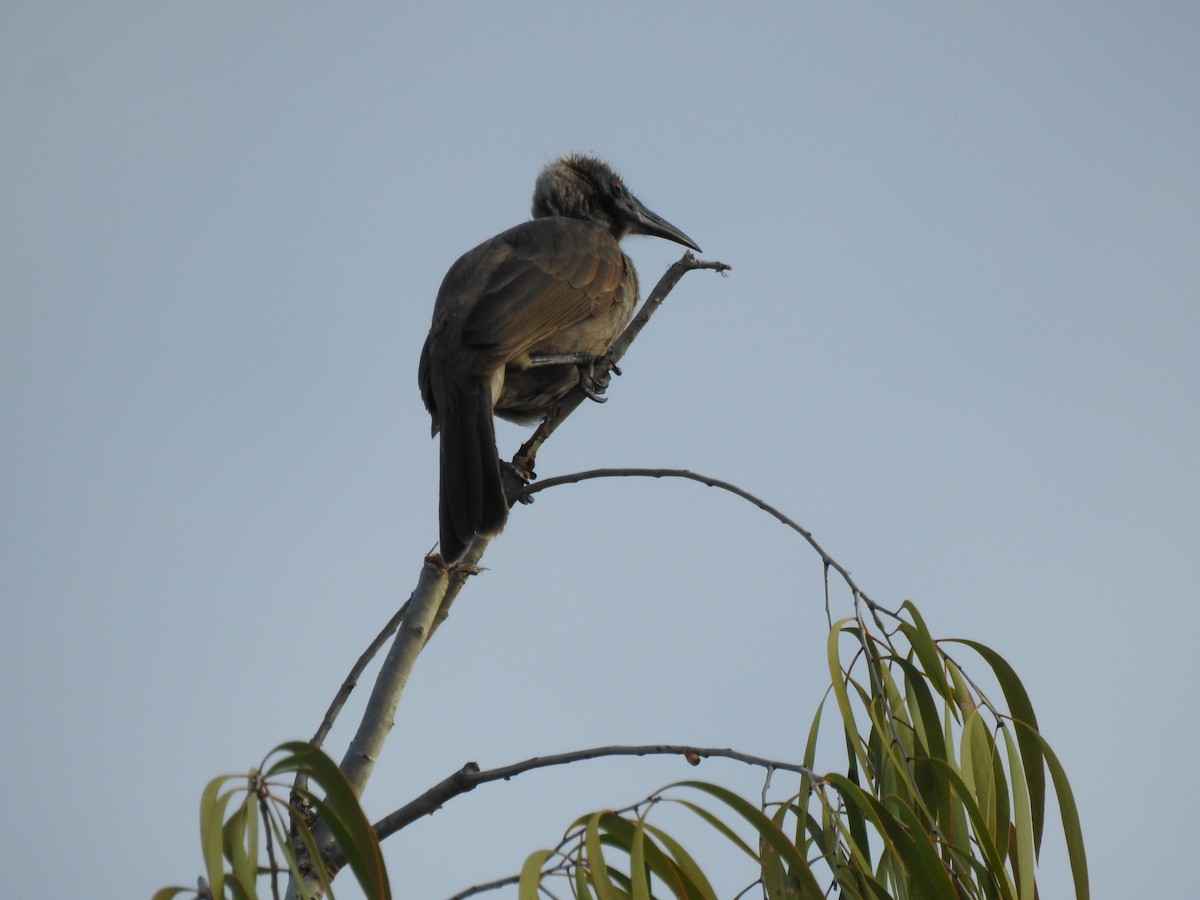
[290, 599, 413, 802]
[289, 558, 449, 899]
[513, 254, 730, 475]
[443, 873, 522, 899]
[309, 603, 410, 749]
[524, 466, 893, 618]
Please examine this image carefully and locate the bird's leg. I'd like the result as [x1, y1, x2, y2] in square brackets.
[526, 351, 621, 403]
[512, 346, 626, 497]
[511, 411, 555, 493]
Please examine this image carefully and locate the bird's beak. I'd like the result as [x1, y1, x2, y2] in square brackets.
[627, 197, 702, 252]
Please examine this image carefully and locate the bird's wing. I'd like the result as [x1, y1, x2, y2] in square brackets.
[461, 218, 626, 365]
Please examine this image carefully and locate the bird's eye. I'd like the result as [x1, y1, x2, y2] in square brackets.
[611, 178, 625, 196]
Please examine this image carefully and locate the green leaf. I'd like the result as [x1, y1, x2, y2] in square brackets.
[223, 872, 254, 900]
[944, 658, 977, 717]
[924, 757, 1015, 900]
[892, 654, 965, 849]
[270, 741, 391, 900]
[628, 816, 649, 900]
[222, 792, 261, 889]
[199, 775, 241, 899]
[989, 734, 1012, 862]
[899, 601, 953, 703]
[999, 727, 1036, 900]
[760, 837, 789, 899]
[586, 811, 618, 900]
[797, 692, 827, 851]
[244, 790, 260, 884]
[575, 856, 596, 899]
[828, 618, 871, 773]
[261, 798, 312, 899]
[948, 640, 1045, 852]
[898, 654, 947, 764]
[802, 806, 834, 861]
[598, 813, 700, 900]
[891, 800, 960, 900]
[823, 774, 927, 891]
[1014, 722, 1090, 900]
[673, 799, 757, 859]
[961, 712, 995, 827]
[643, 822, 718, 900]
[672, 781, 823, 899]
[518, 849, 552, 899]
[817, 778, 879, 878]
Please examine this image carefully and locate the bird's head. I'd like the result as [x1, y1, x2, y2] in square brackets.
[531, 154, 701, 252]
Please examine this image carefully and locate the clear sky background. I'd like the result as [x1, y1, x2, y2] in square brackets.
[3, 3, 1197, 897]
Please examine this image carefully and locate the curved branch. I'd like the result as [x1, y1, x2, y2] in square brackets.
[373, 744, 815, 843]
[524, 467, 891, 616]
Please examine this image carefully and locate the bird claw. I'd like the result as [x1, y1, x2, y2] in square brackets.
[579, 357, 619, 403]
[526, 351, 620, 404]
[502, 457, 533, 482]
[500, 459, 536, 506]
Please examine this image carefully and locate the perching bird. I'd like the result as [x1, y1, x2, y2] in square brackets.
[418, 154, 700, 563]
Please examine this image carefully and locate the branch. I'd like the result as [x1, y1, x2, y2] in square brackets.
[373, 744, 814, 844]
[289, 257, 728, 897]
[300, 742, 813, 882]
[338, 558, 448, 795]
[444, 873, 522, 899]
[512, 253, 730, 475]
[290, 558, 448, 898]
[442, 254, 730, 628]
[307, 605, 408, 753]
[524, 467, 893, 616]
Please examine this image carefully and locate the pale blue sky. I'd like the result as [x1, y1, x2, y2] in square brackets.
[3, 3, 1198, 897]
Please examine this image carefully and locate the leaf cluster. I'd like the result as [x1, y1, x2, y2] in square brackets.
[515, 601, 1088, 900]
[153, 742, 389, 900]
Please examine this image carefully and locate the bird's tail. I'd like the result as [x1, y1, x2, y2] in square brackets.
[438, 383, 508, 563]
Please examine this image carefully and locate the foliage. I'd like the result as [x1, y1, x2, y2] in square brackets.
[154, 601, 1087, 900]
[152, 742, 389, 900]
[517, 600, 1088, 899]
[154, 461, 1087, 900]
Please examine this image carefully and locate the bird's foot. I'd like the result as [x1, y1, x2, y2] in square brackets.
[527, 351, 620, 404]
[501, 459, 535, 505]
[579, 356, 621, 403]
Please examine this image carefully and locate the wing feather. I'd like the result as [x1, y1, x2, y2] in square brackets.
[461, 218, 625, 365]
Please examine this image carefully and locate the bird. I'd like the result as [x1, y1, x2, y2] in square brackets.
[418, 153, 701, 564]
